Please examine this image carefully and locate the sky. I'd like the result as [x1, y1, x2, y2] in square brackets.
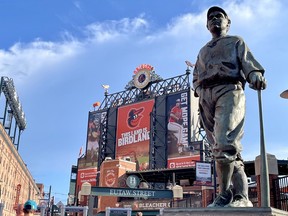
[0, 0, 287, 204]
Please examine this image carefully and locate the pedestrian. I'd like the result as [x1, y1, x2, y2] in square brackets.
[193, 6, 267, 207]
[23, 200, 37, 215]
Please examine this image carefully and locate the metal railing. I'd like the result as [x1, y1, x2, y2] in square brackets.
[97, 73, 190, 110]
[273, 175, 288, 211]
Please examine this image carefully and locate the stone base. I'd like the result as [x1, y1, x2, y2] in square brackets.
[160, 207, 288, 216]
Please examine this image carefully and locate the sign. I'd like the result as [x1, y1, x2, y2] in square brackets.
[116, 100, 154, 171]
[133, 64, 153, 74]
[166, 91, 200, 169]
[194, 162, 213, 186]
[91, 187, 173, 199]
[86, 110, 107, 166]
[133, 64, 154, 89]
[65, 206, 88, 213]
[120, 199, 171, 210]
[76, 166, 97, 193]
[105, 207, 132, 216]
[104, 169, 117, 187]
[196, 162, 212, 182]
[126, 175, 140, 188]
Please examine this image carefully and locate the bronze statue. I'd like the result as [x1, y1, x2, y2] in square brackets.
[193, 6, 267, 207]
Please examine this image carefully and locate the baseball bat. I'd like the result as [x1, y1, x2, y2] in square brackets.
[257, 90, 270, 207]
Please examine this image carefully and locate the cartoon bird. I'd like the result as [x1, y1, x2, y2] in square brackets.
[127, 108, 144, 128]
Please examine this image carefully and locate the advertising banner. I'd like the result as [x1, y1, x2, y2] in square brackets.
[76, 167, 98, 189]
[86, 111, 107, 166]
[166, 91, 200, 168]
[116, 100, 154, 170]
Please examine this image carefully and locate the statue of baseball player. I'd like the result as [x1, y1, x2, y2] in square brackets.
[193, 6, 267, 207]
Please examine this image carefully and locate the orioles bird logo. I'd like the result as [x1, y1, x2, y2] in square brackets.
[127, 107, 144, 128]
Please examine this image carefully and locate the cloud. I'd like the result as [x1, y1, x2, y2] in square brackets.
[0, 0, 285, 89]
[84, 16, 150, 43]
[73, 1, 82, 12]
[0, 38, 83, 85]
[222, 0, 283, 39]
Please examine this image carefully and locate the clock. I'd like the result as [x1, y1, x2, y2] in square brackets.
[133, 69, 151, 89]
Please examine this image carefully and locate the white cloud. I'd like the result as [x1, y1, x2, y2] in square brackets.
[0, 38, 83, 84]
[84, 16, 150, 43]
[0, 0, 286, 90]
[223, 0, 283, 39]
[73, 1, 82, 12]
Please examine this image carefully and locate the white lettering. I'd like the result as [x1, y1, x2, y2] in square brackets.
[118, 127, 150, 146]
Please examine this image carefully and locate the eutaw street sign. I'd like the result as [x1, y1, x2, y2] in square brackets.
[91, 187, 173, 199]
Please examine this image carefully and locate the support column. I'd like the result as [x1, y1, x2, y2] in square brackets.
[83, 206, 88, 216]
[40, 205, 46, 216]
[255, 153, 278, 207]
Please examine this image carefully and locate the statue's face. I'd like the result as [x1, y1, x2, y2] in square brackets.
[207, 11, 230, 35]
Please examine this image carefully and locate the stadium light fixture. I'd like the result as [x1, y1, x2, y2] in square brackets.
[102, 84, 110, 96]
[0, 77, 26, 130]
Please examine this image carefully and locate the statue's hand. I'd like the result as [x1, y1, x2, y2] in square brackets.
[248, 72, 267, 90]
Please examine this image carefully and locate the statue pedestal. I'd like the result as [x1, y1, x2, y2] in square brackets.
[254, 153, 279, 207]
[160, 207, 288, 216]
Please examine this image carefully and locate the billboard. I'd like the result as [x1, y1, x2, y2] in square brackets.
[76, 167, 98, 194]
[166, 91, 200, 168]
[75, 110, 106, 195]
[116, 99, 154, 170]
[86, 110, 107, 166]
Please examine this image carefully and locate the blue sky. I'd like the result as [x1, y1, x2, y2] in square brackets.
[0, 0, 287, 203]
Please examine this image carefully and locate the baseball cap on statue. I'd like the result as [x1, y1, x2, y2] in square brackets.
[207, 6, 228, 18]
[24, 200, 37, 210]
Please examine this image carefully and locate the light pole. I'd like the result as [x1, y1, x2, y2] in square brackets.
[101, 84, 110, 96]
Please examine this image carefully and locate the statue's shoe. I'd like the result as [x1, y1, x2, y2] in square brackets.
[207, 189, 233, 207]
[225, 195, 253, 207]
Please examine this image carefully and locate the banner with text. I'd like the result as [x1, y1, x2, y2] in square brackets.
[76, 167, 97, 191]
[116, 99, 154, 170]
[194, 162, 212, 186]
[166, 91, 200, 168]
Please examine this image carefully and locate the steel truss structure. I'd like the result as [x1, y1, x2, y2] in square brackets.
[0, 77, 26, 150]
[95, 69, 208, 185]
[98, 71, 191, 110]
